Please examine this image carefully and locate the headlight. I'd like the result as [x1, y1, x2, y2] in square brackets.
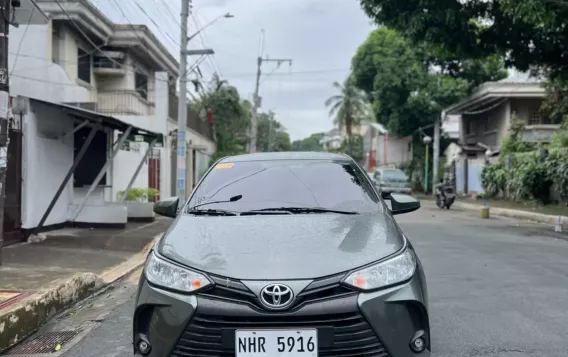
[144, 251, 212, 293]
[343, 248, 416, 290]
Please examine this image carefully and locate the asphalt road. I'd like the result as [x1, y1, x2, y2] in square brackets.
[8, 203, 568, 357]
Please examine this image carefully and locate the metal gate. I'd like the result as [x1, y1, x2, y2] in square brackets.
[3, 118, 23, 245]
[148, 148, 160, 202]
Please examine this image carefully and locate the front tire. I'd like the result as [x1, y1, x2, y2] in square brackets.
[436, 196, 444, 209]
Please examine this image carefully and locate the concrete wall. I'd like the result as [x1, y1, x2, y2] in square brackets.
[21, 100, 74, 228]
[112, 72, 171, 200]
[455, 156, 485, 194]
[462, 100, 510, 150]
[9, 22, 90, 103]
[375, 135, 413, 167]
[19, 98, 127, 229]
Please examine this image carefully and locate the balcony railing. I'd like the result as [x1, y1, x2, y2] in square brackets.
[522, 124, 562, 143]
[97, 90, 155, 116]
[168, 94, 215, 141]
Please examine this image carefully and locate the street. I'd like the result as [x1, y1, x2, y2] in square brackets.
[8, 204, 568, 357]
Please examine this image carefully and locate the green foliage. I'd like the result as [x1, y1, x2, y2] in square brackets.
[544, 149, 568, 204]
[350, 27, 506, 137]
[481, 149, 568, 205]
[256, 111, 292, 152]
[481, 163, 507, 198]
[325, 77, 371, 136]
[357, 0, 564, 73]
[341, 134, 364, 162]
[357, 0, 566, 120]
[291, 133, 325, 152]
[550, 117, 568, 149]
[193, 75, 251, 162]
[500, 113, 535, 157]
[117, 187, 159, 202]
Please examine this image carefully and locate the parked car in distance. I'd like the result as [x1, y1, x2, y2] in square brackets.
[373, 167, 412, 197]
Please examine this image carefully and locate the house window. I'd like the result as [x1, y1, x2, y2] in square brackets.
[77, 48, 91, 83]
[51, 24, 60, 63]
[466, 120, 475, 135]
[135, 71, 148, 100]
[529, 111, 542, 125]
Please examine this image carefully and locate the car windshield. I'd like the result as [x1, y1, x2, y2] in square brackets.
[187, 159, 381, 214]
[381, 169, 408, 181]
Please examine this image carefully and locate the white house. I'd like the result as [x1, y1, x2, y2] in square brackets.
[5, 0, 216, 242]
[319, 128, 341, 150]
[442, 73, 555, 194]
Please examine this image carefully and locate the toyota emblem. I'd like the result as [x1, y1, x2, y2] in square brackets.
[260, 283, 294, 310]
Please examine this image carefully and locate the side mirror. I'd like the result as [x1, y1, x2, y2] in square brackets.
[153, 197, 180, 218]
[381, 191, 391, 200]
[389, 193, 420, 215]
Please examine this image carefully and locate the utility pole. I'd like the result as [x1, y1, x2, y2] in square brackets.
[0, 0, 10, 266]
[267, 112, 273, 151]
[432, 115, 441, 194]
[249, 57, 291, 153]
[176, 0, 190, 202]
[176, 0, 213, 202]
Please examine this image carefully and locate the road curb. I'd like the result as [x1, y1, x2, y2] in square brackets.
[0, 232, 163, 352]
[420, 197, 567, 225]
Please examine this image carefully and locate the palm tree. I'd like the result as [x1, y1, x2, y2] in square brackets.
[324, 77, 370, 137]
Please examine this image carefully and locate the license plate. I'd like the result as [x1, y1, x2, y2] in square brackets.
[235, 329, 318, 357]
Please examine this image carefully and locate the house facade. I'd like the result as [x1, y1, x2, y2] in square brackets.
[319, 128, 341, 150]
[359, 123, 413, 172]
[443, 74, 557, 193]
[5, 0, 215, 242]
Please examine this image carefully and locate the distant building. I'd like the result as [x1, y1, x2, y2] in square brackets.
[319, 128, 342, 150]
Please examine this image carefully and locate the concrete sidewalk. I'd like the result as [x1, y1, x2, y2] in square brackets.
[0, 217, 171, 351]
[418, 195, 567, 226]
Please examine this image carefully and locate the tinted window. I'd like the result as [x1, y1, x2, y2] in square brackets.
[382, 169, 407, 181]
[188, 160, 381, 213]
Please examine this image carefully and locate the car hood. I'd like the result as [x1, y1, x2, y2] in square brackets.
[158, 213, 405, 280]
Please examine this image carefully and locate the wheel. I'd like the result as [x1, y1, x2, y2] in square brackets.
[436, 196, 444, 209]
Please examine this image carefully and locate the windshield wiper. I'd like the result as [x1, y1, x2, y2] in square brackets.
[186, 208, 238, 216]
[248, 207, 358, 215]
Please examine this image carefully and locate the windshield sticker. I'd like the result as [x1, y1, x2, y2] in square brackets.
[215, 163, 234, 169]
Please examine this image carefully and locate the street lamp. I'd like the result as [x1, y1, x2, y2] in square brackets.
[187, 13, 234, 43]
[423, 135, 432, 193]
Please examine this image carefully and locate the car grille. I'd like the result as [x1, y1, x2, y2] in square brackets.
[199, 273, 357, 310]
[171, 311, 390, 357]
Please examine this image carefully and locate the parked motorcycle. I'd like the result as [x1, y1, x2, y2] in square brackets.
[435, 180, 455, 209]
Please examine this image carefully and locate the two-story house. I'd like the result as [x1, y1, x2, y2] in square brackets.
[442, 73, 558, 193]
[6, 0, 215, 243]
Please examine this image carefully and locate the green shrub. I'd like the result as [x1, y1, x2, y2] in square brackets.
[481, 163, 506, 198]
[117, 187, 159, 202]
[544, 148, 568, 204]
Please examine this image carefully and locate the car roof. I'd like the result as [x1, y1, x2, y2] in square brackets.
[219, 151, 351, 163]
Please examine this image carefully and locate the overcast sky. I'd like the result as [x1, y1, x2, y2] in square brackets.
[91, 0, 375, 140]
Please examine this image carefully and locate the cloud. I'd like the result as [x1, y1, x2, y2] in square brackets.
[91, 0, 374, 140]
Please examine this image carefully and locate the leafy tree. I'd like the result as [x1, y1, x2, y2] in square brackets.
[256, 111, 292, 152]
[192, 74, 251, 164]
[291, 133, 325, 152]
[357, 0, 568, 116]
[351, 27, 474, 137]
[324, 77, 371, 137]
[357, 0, 565, 74]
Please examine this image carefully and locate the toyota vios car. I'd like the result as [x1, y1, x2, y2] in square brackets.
[133, 152, 429, 357]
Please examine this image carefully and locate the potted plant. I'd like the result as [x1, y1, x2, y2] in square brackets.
[117, 187, 159, 222]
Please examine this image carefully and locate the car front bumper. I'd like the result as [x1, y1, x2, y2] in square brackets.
[133, 265, 430, 357]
